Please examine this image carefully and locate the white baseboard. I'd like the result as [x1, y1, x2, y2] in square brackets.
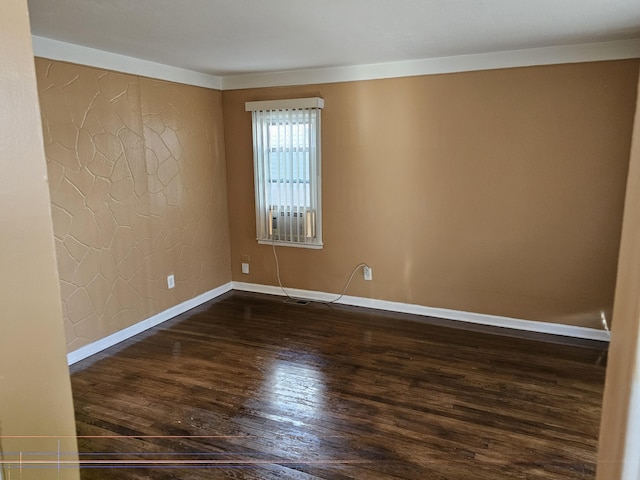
[67, 280, 609, 365]
[67, 282, 233, 365]
[231, 281, 611, 342]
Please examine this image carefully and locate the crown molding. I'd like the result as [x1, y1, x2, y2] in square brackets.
[221, 38, 640, 90]
[31, 35, 223, 90]
[32, 35, 640, 92]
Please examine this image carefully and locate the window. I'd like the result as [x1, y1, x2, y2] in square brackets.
[245, 98, 324, 248]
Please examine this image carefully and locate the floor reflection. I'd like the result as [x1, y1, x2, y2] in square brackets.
[265, 358, 326, 419]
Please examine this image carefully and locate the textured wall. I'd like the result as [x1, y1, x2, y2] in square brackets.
[224, 61, 639, 327]
[35, 58, 231, 352]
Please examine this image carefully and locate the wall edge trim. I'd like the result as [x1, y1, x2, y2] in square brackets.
[32, 35, 223, 90]
[66, 279, 611, 365]
[32, 35, 640, 91]
[221, 38, 640, 90]
[232, 281, 611, 342]
[66, 282, 233, 365]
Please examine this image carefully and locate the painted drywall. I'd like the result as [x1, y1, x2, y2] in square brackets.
[0, 1, 79, 478]
[35, 58, 232, 352]
[597, 65, 640, 480]
[224, 60, 639, 327]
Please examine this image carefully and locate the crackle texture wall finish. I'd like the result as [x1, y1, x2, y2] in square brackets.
[224, 60, 639, 327]
[35, 58, 231, 352]
[0, 1, 79, 478]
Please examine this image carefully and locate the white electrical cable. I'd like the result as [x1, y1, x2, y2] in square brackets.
[272, 241, 369, 304]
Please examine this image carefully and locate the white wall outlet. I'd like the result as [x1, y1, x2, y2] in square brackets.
[363, 266, 372, 281]
[241, 262, 249, 274]
[167, 274, 175, 289]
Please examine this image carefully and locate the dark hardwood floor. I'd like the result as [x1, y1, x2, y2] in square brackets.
[70, 291, 607, 479]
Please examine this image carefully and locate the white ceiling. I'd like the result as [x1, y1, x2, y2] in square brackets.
[27, 0, 640, 78]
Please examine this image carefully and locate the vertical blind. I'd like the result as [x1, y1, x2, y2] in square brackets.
[246, 98, 324, 248]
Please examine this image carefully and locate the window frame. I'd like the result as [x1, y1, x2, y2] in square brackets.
[246, 98, 324, 249]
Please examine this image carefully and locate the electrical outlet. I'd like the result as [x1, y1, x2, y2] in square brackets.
[363, 266, 372, 281]
[167, 274, 175, 289]
[241, 262, 249, 274]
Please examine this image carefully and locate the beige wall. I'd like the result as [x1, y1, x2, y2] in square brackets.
[597, 66, 640, 479]
[0, 1, 79, 478]
[224, 60, 639, 327]
[22, 35, 640, 480]
[35, 59, 232, 352]
[34, 57, 637, 350]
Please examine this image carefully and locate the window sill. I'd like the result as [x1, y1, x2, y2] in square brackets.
[258, 239, 323, 249]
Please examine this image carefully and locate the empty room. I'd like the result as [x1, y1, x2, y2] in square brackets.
[2, 0, 640, 479]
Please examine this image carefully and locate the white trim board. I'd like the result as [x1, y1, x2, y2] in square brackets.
[232, 282, 611, 342]
[66, 280, 609, 365]
[32, 36, 223, 90]
[32, 35, 640, 91]
[222, 39, 640, 90]
[66, 282, 232, 365]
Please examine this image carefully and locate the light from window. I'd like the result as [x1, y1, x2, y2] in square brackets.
[246, 98, 324, 248]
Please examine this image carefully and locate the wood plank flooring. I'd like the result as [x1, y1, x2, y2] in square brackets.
[70, 291, 607, 479]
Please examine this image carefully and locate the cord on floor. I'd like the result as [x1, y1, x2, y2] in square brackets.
[272, 241, 369, 304]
